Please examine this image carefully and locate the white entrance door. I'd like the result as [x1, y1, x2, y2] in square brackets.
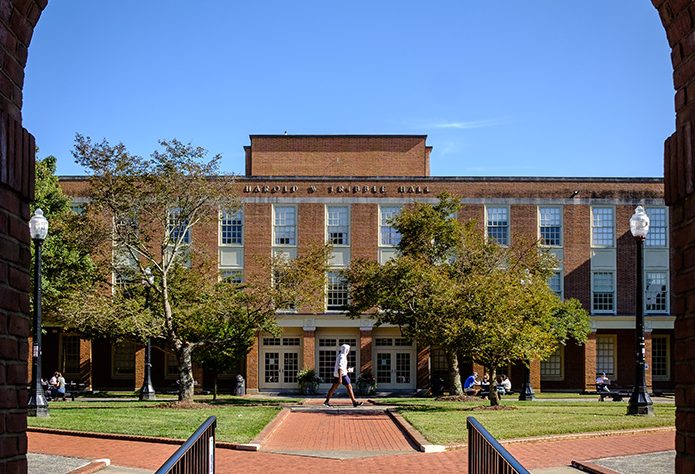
[260, 337, 301, 390]
[374, 337, 416, 390]
[317, 337, 358, 388]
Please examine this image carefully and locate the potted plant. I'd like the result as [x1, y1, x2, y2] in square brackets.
[297, 368, 322, 395]
[356, 370, 377, 396]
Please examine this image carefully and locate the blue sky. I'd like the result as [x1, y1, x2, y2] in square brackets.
[24, 1, 673, 177]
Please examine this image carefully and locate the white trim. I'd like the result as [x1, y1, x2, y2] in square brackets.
[590, 315, 675, 330]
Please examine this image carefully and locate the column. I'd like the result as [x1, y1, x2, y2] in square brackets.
[645, 329, 653, 392]
[584, 330, 597, 392]
[360, 328, 373, 374]
[79, 339, 92, 390]
[134, 345, 145, 391]
[530, 358, 541, 393]
[245, 336, 259, 393]
[303, 328, 316, 370]
[417, 346, 431, 391]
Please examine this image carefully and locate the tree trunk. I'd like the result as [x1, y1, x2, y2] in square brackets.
[176, 344, 195, 402]
[213, 373, 218, 401]
[446, 351, 463, 395]
[489, 367, 499, 406]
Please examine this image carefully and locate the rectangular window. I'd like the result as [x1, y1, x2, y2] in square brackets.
[486, 206, 509, 246]
[540, 346, 564, 381]
[111, 342, 136, 379]
[645, 207, 667, 248]
[592, 272, 615, 313]
[430, 347, 448, 372]
[591, 207, 614, 247]
[62, 336, 81, 376]
[652, 335, 670, 381]
[165, 352, 178, 379]
[548, 271, 563, 298]
[220, 209, 243, 245]
[220, 269, 243, 284]
[274, 206, 297, 246]
[318, 338, 357, 382]
[168, 208, 191, 244]
[327, 271, 349, 311]
[112, 246, 138, 284]
[645, 271, 668, 314]
[380, 206, 401, 246]
[596, 335, 616, 378]
[539, 207, 562, 247]
[327, 206, 350, 246]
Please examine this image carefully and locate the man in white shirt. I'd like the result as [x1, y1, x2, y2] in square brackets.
[323, 344, 363, 408]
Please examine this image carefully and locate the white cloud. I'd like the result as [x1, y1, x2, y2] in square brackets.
[430, 118, 509, 130]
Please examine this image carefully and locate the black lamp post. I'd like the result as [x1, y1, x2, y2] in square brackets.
[27, 209, 49, 417]
[139, 267, 156, 400]
[627, 205, 654, 416]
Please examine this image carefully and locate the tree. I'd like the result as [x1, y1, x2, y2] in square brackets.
[31, 154, 101, 322]
[345, 193, 590, 402]
[60, 135, 329, 402]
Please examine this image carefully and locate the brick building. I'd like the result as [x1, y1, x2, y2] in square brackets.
[51, 135, 672, 395]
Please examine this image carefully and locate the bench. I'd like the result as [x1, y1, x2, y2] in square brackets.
[45, 381, 87, 402]
[595, 384, 623, 401]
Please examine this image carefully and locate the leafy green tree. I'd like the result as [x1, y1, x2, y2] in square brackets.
[60, 136, 329, 402]
[345, 193, 590, 402]
[31, 155, 100, 321]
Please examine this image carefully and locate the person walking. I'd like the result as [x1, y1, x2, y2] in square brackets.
[323, 344, 363, 407]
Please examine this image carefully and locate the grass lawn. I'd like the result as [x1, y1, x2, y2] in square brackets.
[380, 398, 675, 445]
[27, 397, 297, 444]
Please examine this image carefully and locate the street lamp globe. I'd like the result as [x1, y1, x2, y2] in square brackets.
[629, 206, 650, 240]
[29, 208, 49, 241]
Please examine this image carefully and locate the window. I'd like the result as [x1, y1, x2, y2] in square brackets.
[652, 335, 670, 381]
[112, 246, 138, 284]
[547, 271, 563, 298]
[539, 207, 562, 247]
[645, 207, 667, 248]
[645, 272, 668, 314]
[165, 352, 178, 379]
[327, 206, 349, 245]
[111, 342, 135, 378]
[220, 209, 243, 245]
[486, 206, 509, 246]
[541, 346, 564, 381]
[62, 336, 81, 376]
[327, 271, 349, 311]
[318, 338, 357, 382]
[380, 206, 401, 246]
[220, 269, 243, 284]
[274, 206, 296, 246]
[168, 208, 191, 244]
[592, 272, 615, 313]
[591, 207, 614, 247]
[430, 347, 448, 372]
[596, 335, 616, 378]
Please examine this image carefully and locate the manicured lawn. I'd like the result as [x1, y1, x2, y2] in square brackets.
[380, 398, 675, 445]
[27, 397, 297, 444]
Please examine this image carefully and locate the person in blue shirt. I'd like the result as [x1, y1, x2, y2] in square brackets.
[463, 371, 480, 396]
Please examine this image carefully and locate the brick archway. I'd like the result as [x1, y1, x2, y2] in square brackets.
[1, 1, 695, 471]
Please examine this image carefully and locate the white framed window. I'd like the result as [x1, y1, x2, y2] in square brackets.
[652, 335, 670, 381]
[548, 271, 563, 298]
[380, 206, 401, 246]
[596, 335, 617, 379]
[165, 352, 178, 380]
[111, 342, 136, 379]
[539, 206, 562, 247]
[592, 271, 615, 313]
[541, 346, 564, 381]
[318, 338, 357, 382]
[220, 269, 243, 284]
[220, 209, 243, 245]
[486, 206, 509, 246]
[591, 207, 614, 247]
[274, 206, 297, 246]
[327, 206, 350, 246]
[645, 271, 668, 314]
[327, 271, 349, 311]
[112, 246, 138, 285]
[62, 335, 81, 377]
[167, 208, 191, 245]
[645, 207, 667, 248]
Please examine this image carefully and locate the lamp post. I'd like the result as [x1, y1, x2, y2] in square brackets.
[28, 209, 49, 417]
[627, 205, 654, 416]
[139, 267, 156, 400]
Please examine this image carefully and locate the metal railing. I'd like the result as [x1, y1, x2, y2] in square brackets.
[156, 416, 216, 474]
[467, 416, 529, 474]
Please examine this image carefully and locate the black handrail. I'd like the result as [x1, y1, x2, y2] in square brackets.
[156, 416, 217, 474]
[467, 416, 529, 474]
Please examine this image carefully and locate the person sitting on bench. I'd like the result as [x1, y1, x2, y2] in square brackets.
[596, 372, 611, 401]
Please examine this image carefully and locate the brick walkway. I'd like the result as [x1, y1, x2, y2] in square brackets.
[29, 426, 675, 473]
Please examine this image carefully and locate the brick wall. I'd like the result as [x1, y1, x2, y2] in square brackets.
[246, 135, 430, 177]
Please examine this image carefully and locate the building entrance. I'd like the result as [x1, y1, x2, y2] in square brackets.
[374, 337, 416, 390]
[260, 337, 301, 390]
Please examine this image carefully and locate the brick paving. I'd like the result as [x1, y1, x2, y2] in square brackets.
[29, 427, 675, 473]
